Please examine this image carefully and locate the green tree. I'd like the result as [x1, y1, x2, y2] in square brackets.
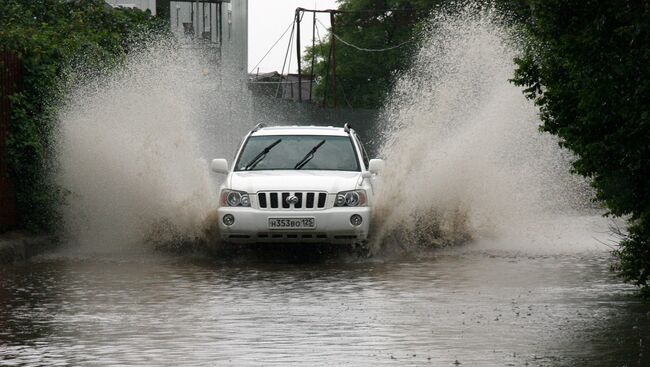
[303, 0, 529, 109]
[0, 0, 166, 232]
[303, 0, 440, 109]
[512, 0, 650, 293]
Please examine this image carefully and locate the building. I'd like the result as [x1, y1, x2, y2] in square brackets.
[106, 0, 157, 14]
[107, 0, 248, 77]
[249, 72, 315, 102]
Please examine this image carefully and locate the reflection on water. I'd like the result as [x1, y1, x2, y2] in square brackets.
[0, 249, 648, 366]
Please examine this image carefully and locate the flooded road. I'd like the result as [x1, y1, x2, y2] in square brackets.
[1, 246, 648, 366]
[10, 11, 648, 365]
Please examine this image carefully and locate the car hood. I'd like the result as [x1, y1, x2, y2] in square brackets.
[228, 170, 363, 193]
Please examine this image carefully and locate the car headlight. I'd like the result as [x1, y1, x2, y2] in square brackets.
[220, 189, 250, 207]
[334, 190, 367, 207]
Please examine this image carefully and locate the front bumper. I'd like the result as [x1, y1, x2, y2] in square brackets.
[217, 206, 370, 244]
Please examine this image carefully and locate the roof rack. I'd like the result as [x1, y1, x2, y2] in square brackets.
[343, 123, 352, 133]
[251, 123, 265, 133]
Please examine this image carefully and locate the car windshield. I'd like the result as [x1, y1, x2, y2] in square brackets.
[236, 135, 360, 171]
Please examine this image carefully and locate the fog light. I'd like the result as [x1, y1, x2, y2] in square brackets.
[350, 214, 363, 226]
[223, 214, 235, 226]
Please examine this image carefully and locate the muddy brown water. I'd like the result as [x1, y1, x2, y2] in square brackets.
[0, 245, 648, 366]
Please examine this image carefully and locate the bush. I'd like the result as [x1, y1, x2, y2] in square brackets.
[512, 0, 650, 293]
[0, 0, 166, 232]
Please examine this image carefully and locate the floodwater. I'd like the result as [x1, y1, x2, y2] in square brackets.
[1, 245, 649, 366]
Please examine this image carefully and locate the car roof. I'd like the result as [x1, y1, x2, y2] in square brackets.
[251, 125, 350, 137]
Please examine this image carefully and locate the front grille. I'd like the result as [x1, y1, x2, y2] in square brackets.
[257, 192, 327, 209]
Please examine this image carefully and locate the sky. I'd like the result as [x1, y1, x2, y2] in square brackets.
[248, 0, 338, 74]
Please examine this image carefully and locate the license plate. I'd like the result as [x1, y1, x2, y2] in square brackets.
[268, 217, 315, 230]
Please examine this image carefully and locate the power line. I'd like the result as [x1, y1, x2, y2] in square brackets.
[316, 18, 411, 52]
[317, 16, 353, 108]
[333, 33, 412, 52]
[253, 7, 415, 106]
[248, 20, 295, 74]
[296, 7, 424, 14]
[276, 20, 296, 98]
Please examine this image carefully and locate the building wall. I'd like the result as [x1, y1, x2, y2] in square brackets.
[227, 0, 248, 78]
[168, 0, 247, 77]
[170, 1, 218, 41]
[107, 0, 247, 79]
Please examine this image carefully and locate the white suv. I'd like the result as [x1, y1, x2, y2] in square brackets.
[211, 124, 384, 244]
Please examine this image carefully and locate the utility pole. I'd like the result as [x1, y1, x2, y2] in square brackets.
[330, 11, 336, 108]
[309, 11, 316, 102]
[195, 0, 200, 37]
[295, 9, 302, 103]
[294, 8, 338, 108]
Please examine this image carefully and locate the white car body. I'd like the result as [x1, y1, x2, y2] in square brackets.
[211, 125, 383, 244]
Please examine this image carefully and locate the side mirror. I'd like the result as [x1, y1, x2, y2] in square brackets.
[368, 159, 385, 174]
[211, 158, 229, 174]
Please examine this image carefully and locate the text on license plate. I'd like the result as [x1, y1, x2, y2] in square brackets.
[268, 218, 315, 230]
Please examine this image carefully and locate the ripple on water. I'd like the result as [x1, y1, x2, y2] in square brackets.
[0, 249, 647, 366]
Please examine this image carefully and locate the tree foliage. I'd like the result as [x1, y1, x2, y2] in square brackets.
[303, 0, 439, 109]
[0, 0, 166, 232]
[511, 0, 650, 292]
[303, 0, 529, 109]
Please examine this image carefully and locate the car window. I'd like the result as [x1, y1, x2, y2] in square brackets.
[236, 135, 360, 171]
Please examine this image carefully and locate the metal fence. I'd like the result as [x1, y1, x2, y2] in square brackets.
[0, 52, 20, 228]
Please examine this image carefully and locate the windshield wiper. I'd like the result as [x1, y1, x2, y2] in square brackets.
[294, 140, 326, 169]
[243, 139, 282, 170]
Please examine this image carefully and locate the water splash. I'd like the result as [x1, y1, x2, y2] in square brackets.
[55, 40, 246, 253]
[371, 8, 604, 255]
[54, 11, 611, 257]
